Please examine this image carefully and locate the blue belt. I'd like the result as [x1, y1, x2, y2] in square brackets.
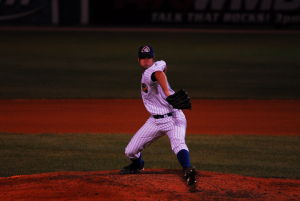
[153, 112, 173, 119]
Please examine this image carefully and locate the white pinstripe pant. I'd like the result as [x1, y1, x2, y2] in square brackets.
[125, 110, 189, 159]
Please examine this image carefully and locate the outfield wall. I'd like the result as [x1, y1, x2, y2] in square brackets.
[0, 0, 300, 28]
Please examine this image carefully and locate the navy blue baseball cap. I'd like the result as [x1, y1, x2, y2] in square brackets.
[138, 45, 154, 58]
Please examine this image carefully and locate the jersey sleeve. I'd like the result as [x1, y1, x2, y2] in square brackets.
[144, 61, 167, 85]
[149, 60, 167, 82]
[154, 60, 167, 71]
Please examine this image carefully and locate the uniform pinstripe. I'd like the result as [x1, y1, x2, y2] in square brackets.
[125, 60, 189, 159]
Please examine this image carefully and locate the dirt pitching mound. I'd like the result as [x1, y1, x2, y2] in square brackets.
[0, 169, 299, 201]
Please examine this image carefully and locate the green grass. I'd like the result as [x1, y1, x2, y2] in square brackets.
[0, 31, 300, 99]
[0, 133, 299, 179]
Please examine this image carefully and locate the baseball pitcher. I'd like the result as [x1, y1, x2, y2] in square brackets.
[120, 45, 196, 186]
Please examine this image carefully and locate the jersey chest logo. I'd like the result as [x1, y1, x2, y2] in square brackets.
[141, 83, 148, 93]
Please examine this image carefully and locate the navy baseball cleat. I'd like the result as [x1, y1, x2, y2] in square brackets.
[183, 167, 197, 186]
[120, 158, 144, 174]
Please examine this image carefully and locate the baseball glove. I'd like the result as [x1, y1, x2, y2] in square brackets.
[166, 89, 192, 109]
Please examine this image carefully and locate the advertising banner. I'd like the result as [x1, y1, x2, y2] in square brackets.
[90, 0, 300, 27]
[0, 0, 52, 25]
[1, 0, 299, 27]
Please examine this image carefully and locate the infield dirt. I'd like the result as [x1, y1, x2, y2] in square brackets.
[0, 169, 300, 201]
[1, 99, 300, 135]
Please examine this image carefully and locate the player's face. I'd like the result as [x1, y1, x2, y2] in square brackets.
[138, 58, 154, 69]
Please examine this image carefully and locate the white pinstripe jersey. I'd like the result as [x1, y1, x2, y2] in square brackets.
[141, 60, 177, 115]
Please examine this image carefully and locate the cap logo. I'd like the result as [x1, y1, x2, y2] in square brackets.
[141, 46, 150, 53]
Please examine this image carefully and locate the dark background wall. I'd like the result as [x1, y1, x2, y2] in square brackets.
[0, 0, 299, 28]
[59, 0, 81, 25]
